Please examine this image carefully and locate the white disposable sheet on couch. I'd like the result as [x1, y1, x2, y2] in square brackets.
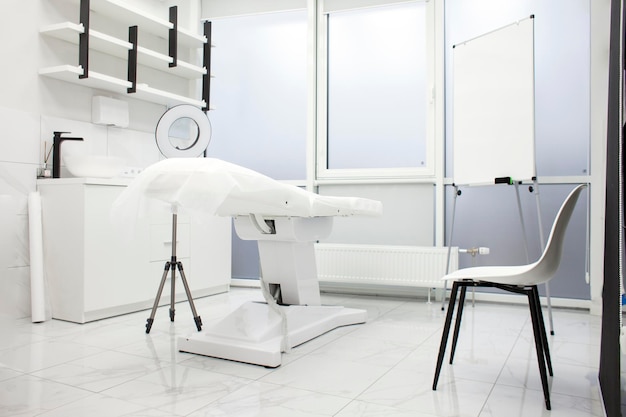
[111, 158, 383, 367]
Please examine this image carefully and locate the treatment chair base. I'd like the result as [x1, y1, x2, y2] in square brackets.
[177, 301, 367, 367]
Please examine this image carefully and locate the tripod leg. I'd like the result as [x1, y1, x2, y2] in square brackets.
[169, 258, 176, 322]
[146, 262, 171, 333]
[176, 262, 202, 331]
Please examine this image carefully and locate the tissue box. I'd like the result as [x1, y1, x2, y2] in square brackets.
[92, 96, 129, 127]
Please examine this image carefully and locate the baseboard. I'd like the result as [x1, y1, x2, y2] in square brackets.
[229, 279, 591, 311]
[230, 278, 262, 288]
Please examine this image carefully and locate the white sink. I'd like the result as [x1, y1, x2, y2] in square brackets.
[63, 155, 126, 178]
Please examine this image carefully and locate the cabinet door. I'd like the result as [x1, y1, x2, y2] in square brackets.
[149, 222, 190, 262]
[188, 214, 232, 289]
[39, 183, 86, 322]
[83, 185, 151, 312]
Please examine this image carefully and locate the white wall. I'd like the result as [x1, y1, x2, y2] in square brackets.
[0, 0, 200, 319]
[0, 0, 610, 317]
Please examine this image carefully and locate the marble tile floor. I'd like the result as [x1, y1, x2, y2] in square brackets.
[0, 287, 607, 416]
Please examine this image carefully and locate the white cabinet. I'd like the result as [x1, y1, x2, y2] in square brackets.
[39, 0, 212, 109]
[37, 178, 231, 323]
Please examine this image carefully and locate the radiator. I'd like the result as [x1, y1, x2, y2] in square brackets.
[314, 243, 458, 289]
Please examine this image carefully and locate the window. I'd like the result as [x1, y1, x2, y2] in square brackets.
[207, 10, 308, 180]
[317, 0, 437, 179]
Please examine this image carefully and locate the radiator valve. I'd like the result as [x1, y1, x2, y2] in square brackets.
[460, 247, 490, 256]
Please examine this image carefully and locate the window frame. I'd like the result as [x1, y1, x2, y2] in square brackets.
[315, 0, 440, 181]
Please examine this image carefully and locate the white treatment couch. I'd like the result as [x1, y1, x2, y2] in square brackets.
[112, 158, 382, 367]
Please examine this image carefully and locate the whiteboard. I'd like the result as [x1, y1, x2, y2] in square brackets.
[452, 16, 535, 186]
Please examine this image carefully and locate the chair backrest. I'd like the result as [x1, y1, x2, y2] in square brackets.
[531, 184, 587, 283]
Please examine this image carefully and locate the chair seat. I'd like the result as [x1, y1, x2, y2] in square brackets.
[443, 262, 540, 285]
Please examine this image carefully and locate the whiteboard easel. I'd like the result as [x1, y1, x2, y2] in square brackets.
[446, 16, 555, 334]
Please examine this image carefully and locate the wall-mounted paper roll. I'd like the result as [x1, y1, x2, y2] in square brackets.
[28, 192, 47, 323]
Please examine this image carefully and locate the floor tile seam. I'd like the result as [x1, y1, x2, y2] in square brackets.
[101, 344, 178, 365]
[492, 321, 525, 373]
[506, 351, 601, 370]
[489, 323, 602, 405]
[187, 379, 352, 417]
[343, 351, 417, 409]
[347, 367, 395, 403]
[340, 327, 442, 349]
[96, 349, 178, 376]
[331, 399, 354, 417]
[26, 366, 136, 396]
[472, 322, 527, 415]
[257, 354, 396, 401]
[95, 365, 245, 415]
[97, 381, 202, 417]
[331, 397, 440, 417]
[5, 347, 106, 375]
[14, 323, 88, 339]
[48, 343, 115, 371]
[155, 386, 225, 417]
[179, 361, 271, 383]
[169, 359, 265, 386]
[371, 300, 416, 320]
[0, 361, 27, 376]
[109, 349, 182, 367]
[493, 376, 601, 401]
[28, 353, 178, 395]
[17, 370, 99, 396]
[475, 380, 498, 417]
[498, 317, 599, 368]
[522, 334, 603, 350]
[1, 389, 97, 417]
[284, 330, 423, 370]
[0, 334, 55, 352]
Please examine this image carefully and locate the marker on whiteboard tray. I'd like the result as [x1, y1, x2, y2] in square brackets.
[494, 177, 513, 185]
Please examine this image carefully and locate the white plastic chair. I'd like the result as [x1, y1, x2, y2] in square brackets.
[432, 184, 586, 411]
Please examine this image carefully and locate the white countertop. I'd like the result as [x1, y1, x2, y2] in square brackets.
[37, 177, 134, 186]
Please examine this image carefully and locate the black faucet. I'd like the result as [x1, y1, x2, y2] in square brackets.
[52, 131, 84, 178]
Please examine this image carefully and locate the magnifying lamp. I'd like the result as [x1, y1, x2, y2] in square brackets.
[155, 104, 211, 158]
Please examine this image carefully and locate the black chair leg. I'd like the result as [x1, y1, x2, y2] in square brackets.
[433, 281, 460, 390]
[532, 286, 553, 376]
[449, 284, 468, 364]
[527, 287, 552, 410]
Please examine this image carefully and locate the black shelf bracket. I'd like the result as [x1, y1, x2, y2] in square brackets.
[127, 25, 138, 93]
[202, 20, 212, 112]
[169, 6, 178, 68]
[78, 0, 90, 79]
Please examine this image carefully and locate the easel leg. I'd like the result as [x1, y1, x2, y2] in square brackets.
[531, 179, 555, 335]
[443, 186, 461, 311]
[146, 262, 172, 334]
[514, 182, 531, 263]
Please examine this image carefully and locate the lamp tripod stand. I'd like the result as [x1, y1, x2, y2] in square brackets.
[145, 210, 202, 334]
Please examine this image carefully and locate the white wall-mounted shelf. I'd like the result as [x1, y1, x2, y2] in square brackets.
[40, 22, 207, 79]
[39, 65, 206, 108]
[63, 0, 207, 48]
[39, 65, 131, 93]
[134, 83, 206, 108]
[42, 0, 212, 109]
